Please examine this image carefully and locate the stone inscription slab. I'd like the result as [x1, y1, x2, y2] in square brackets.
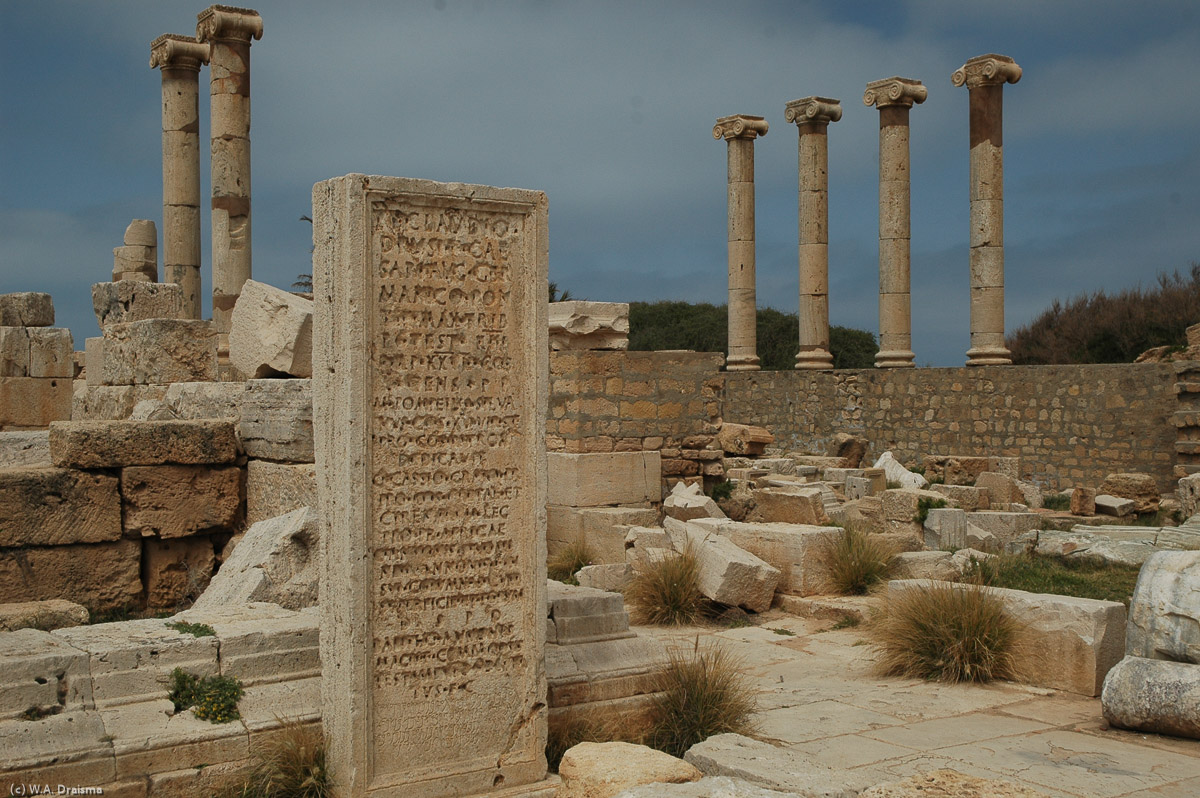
[314, 175, 548, 797]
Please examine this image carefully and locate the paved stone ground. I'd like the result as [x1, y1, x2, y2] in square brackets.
[639, 610, 1200, 797]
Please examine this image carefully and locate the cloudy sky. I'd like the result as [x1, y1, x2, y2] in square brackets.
[2, 1, 1197, 366]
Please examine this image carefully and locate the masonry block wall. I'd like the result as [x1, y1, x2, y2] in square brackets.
[723, 363, 1179, 491]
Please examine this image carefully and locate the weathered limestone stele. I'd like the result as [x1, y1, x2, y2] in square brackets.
[713, 114, 768, 372]
[151, 34, 210, 319]
[785, 97, 841, 369]
[864, 78, 926, 368]
[313, 174, 550, 796]
[953, 54, 1021, 366]
[197, 5, 263, 333]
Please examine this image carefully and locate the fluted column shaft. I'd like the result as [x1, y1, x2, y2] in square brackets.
[714, 115, 768, 372]
[865, 78, 926, 368]
[197, 5, 263, 334]
[954, 54, 1021, 366]
[786, 97, 842, 370]
[151, 35, 209, 319]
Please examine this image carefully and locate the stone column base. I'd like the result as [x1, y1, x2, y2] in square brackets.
[965, 346, 1012, 366]
[795, 348, 834, 369]
[875, 349, 915, 368]
[726, 355, 761, 372]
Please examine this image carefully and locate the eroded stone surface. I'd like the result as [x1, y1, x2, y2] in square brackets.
[143, 537, 215, 609]
[50, 420, 238, 468]
[101, 318, 217, 385]
[0, 467, 121, 546]
[238, 378, 314, 462]
[1101, 656, 1200, 739]
[549, 451, 661, 506]
[121, 465, 240, 538]
[1126, 550, 1200, 664]
[0, 293, 54, 327]
[0, 600, 89, 633]
[0, 539, 141, 610]
[229, 279, 314, 378]
[560, 741, 701, 798]
[861, 769, 1050, 798]
[549, 301, 630, 352]
[192, 507, 318, 611]
[0, 376, 72, 427]
[664, 517, 780, 611]
[92, 281, 184, 328]
[245, 460, 316, 526]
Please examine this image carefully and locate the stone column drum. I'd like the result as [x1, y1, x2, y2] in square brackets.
[864, 77, 927, 369]
[196, 5, 263, 334]
[785, 97, 842, 370]
[953, 54, 1021, 366]
[713, 115, 768, 372]
[150, 34, 210, 320]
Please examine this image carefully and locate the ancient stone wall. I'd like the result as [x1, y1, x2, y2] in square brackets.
[723, 363, 1179, 491]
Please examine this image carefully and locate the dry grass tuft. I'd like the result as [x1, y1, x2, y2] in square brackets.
[821, 526, 896, 595]
[226, 719, 329, 798]
[645, 642, 757, 758]
[870, 583, 1020, 683]
[548, 538, 598, 584]
[625, 548, 707, 625]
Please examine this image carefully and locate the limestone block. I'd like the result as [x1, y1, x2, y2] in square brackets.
[1096, 494, 1136, 517]
[192, 507, 319, 611]
[548, 634, 667, 708]
[120, 465, 240, 538]
[84, 336, 104, 386]
[1101, 656, 1200, 739]
[246, 460, 316, 526]
[874, 451, 927, 489]
[624, 525, 674, 566]
[1006, 529, 1160, 569]
[725, 456, 795, 476]
[963, 510, 1042, 546]
[692, 518, 841, 597]
[102, 319, 217, 385]
[882, 488, 945, 522]
[559, 741, 701, 798]
[548, 451, 662, 506]
[0, 539, 141, 611]
[229, 279, 314, 378]
[890, 551, 960, 581]
[0, 599, 89, 633]
[0, 327, 72, 378]
[71, 384, 167, 421]
[0, 430, 50, 468]
[0, 325, 28, 376]
[716, 423, 773, 456]
[861, 770, 1051, 798]
[889, 580, 1127, 696]
[664, 481, 725, 522]
[0, 708, 115, 783]
[50, 420, 237, 468]
[975, 471, 1022, 506]
[746, 486, 826, 525]
[124, 219, 157, 248]
[0, 628, 92, 718]
[1066, 486, 1096, 516]
[547, 581, 633, 645]
[112, 244, 158, 282]
[238, 378, 314, 462]
[1101, 473, 1160, 515]
[966, 523, 1000, 553]
[549, 504, 660, 563]
[1179, 474, 1200, 519]
[576, 563, 634, 592]
[0, 467, 121, 546]
[102, 698, 248, 777]
[0, 376, 72, 427]
[549, 301, 630, 351]
[664, 518, 780, 612]
[1126, 550, 1200, 664]
[144, 537, 216, 609]
[615, 776, 811, 798]
[924, 454, 1018, 486]
[0, 292, 54, 326]
[845, 475, 872, 500]
[172, 603, 320, 686]
[92, 280, 184, 328]
[826, 432, 868, 468]
[163, 380, 244, 419]
[928, 483, 990, 511]
[684, 734, 875, 796]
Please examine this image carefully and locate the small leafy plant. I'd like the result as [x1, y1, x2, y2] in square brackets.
[914, 497, 947, 525]
[708, 481, 734, 502]
[168, 620, 216, 637]
[169, 668, 243, 724]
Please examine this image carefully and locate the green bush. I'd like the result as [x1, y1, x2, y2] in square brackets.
[1041, 493, 1071, 511]
[914, 497, 947, 525]
[167, 620, 216, 637]
[820, 526, 896, 595]
[708, 481, 734, 502]
[645, 644, 756, 758]
[169, 668, 243, 724]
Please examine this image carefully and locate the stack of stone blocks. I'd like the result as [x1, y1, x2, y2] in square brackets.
[0, 292, 73, 428]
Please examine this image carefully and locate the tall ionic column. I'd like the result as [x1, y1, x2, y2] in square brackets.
[864, 77, 926, 369]
[953, 54, 1021, 366]
[150, 34, 209, 320]
[713, 115, 768, 372]
[785, 97, 841, 370]
[197, 5, 263, 334]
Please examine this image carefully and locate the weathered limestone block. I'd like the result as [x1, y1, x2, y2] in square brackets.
[547, 581, 634, 645]
[716, 423, 773, 456]
[1017, 479, 1043, 510]
[1096, 494, 1136, 517]
[890, 551, 960, 581]
[549, 301, 630, 351]
[238, 378, 314, 462]
[50, 420, 238, 468]
[1101, 473, 1160, 515]
[162, 380, 244, 419]
[664, 518, 780, 611]
[1070, 486, 1097, 516]
[746, 486, 827, 525]
[0, 628, 92, 718]
[0, 600, 89, 633]
[0, 327, 73, 378]
[548, 451, 662, 506]
[576, 563, 634, 592]
[0, 293, 54, 327]
[928, 483, 990, 511]
[874, 451, 927, 490]
[172, 603, 320, 686]
[889, 580, 1127, 696]
[827, 432, 868, 469]
[882, 488, 945, 522]
[102, 318, 217, 385]
[120, 465, 241, 538]
[245, 460, 316, 526]
[684, 734, 875, 796]
[664, 481, 725, 522]
[1126, 550, 1200, 664]
[192, 507, 319, 611]
[548, 504, 660, 563]
[0, 539, 141, 610]
[923, 454, 1019, 486]
[963, 510, 1042, 547]
[91, 281, 184, 329]
[0, 430, 51, 468]
[975, 471, 1022, 505]
[923, 507, 967, 550]
[229, 279, 314, 378]
[143, 537, 216, 609]
[71, 384, 168, 421]
[1101, 656, 1200, 740]
[0, 376, 72, 427]
[1007, 529, 1160, 569]
[615, 776, 813, 798]
[1178, 474, 1200, 519]
[725, 456, 795, 476]
[0, 467, 121, 546]
[861, 770, 1051, 798]
[691, 518, 842, 597]
[560, 742, 701, 798]
[624, 526, 674, 566]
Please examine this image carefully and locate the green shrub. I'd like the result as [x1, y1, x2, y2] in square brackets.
[169, 668, 243, 724]
[871, 583, 1020, 683]
[625, 549, 707, 625]
[167, 620, 216, 637]
[645, 644, 756, 758]
[914, 497, 947, 525]
[820, 527, 896, 595]
[548, 538, 597, 585]
[1041, 493, 1071, 511]
[708, 481, 734, 502]
[225, 719, 329, 797]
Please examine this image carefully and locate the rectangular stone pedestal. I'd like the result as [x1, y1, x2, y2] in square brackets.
[313, 175, 549, 797]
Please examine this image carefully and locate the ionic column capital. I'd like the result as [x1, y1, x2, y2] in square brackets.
[784, 97, 842, 127]
[713, 114, 769, 141]
[150, 34, 210, 71]
[196, 5, 264, 43]
[952, 54, 1021, 89]
[863, 77, 927, 109]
